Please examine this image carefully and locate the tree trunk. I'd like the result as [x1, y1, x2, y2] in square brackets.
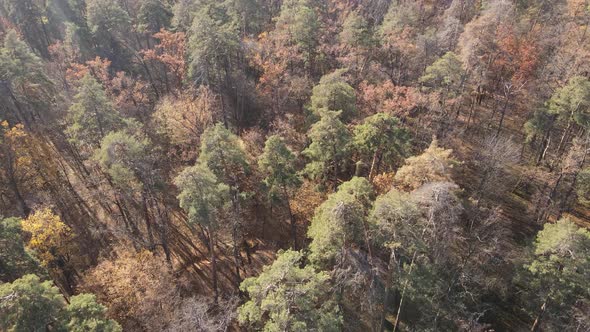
[393, 251, 417, 332]
[379, 249, 396, 332]
[369, 149, 380, 180]
[495, 93, 511, 139]
[284, 187, 298, 250]
[209, 227, 219, 303]
[530, 298, 548, 332]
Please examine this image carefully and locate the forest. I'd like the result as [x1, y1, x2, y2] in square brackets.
[0, 0, 589, 331]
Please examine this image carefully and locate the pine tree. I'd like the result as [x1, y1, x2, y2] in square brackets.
[0, 274, 63, 331]
[174, 163, 229, 301]
[310, 69, 357, 121]
[198, 123, 249, 286]
[353, 112, 410, 179]
[66, 74, 123, 150]
[238, 250, 342, 331]
[524, 218, 590, 331]
[302, 110, 351, 188]
[258, 135, 301, 248]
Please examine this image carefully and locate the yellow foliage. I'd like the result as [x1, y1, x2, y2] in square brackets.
[22, 208, 73, 266]
[395, 138, 455, 191]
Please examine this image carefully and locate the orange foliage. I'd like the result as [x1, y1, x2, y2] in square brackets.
[358, 80, 426, 118]
[291, 181, 327, 224]
[495, 26, 540, 86]
[142, 29, 186, 88]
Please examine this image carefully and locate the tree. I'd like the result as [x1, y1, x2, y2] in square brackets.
[198, 123, 249, 285]
[238, 249, 343, 331]
[66, 74, 124, 150]
[369, 187, 421, 330]
[576, 167, 590, 204]
[86, 0, 132, 68]
[137, 0, 172, 35]
[82, 250, 179, 331]
[0, 30, 54, 126]
[187, 2, 239, 86]
[62, 294, 122, 332]
[339, 11, 376, 71]
[93, 131, 150, 192]
[0, 274, 121, 332]
[310, 69, 357, 121]
[142, 29, 187, 92]
[258, 135, 301, 248]
[395, 138, 455, 191]
[419, 52, 465, 105]
[547, 76, 590, 156]
[174, 164, 229, 301]
[21, 208, 74, 269]
[308, 177, 373, 268]
[523, 219, 590, 331]
[0, 217, 42, 282]
[353, 112, 410, 179]
[378, 0, 422, 84]
[151, 87, 217, 160]
[274, 0, 320, 71]
[302, 110, 351, 188]
[0, 0, 59, 57]
[0, 274, 63, 332]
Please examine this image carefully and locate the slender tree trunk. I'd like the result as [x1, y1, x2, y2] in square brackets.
[393, 251, 417, 332]
[283, 187, 298, 250]
[369, 149, 380, 180]
[209, 227, 219, 303]
[495, 93, 511, 139]
[531, 298, 548, 332]
[379, 249, 396, 332]
[231, 190, 242, 288]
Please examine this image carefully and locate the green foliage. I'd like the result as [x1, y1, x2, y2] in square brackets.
[276, 0, 320, 64]
[174, 164, 230, 229]
[258, 135, 301, 199]
[548, 76, 590, 129]
[522, 219, 590, 329]
[310, 69, 356, 120]
[0, 30, 54, 122]
[353, 112, 410, 172]
[340, 11, 375, 51]
[524, 108, 553, 143]
[0, 274, 121, 332]
[238, 250, 342, 331]
[0, 30, 49, 88]
[576, 167, 590, 204]
[308, 177, 372, 267]
[66, 74, 123, 148]
[0, 0, 60, 56]
[226, 0, 267, 35]
[62, 293, 122, 332]
[369, 188, 421, 248]
[0, 274, 63, 332]
[420, 52, 464, 96]
[380, 1, 420, 36]
[137, 0, 172, 34]
[188, 3, 240, 85]
[335, 176, 375, 209]
[197, 123, 249, 186]
[86, 0, 131, 67]
[0, 217, 43, 282]
[86, 0, 131, 36]
[302, 110, 351, 186]
[93, 131, 150, 191]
